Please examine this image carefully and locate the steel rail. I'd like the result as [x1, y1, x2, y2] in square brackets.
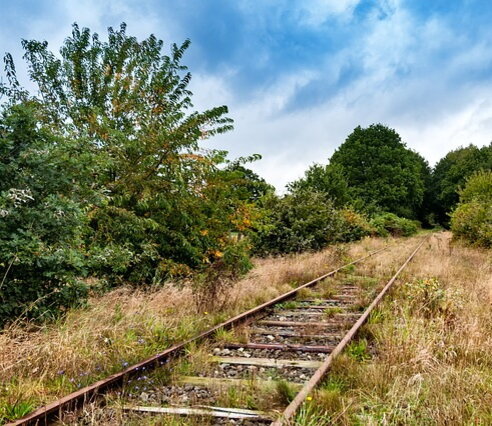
[271, 237, 428, 426]
[10, 245, 389, 425]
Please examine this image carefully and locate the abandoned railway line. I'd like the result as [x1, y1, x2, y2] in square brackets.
[11, 237, 428, 425]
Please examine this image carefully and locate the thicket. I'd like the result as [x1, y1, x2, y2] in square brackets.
[0, 24, 259, 325]
[1, 23, 489, 327]
[450, 171, 492, 247]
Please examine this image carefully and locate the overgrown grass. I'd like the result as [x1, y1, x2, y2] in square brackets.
[323, 307, 344, 317]
[0, 236, 390, 423]
[297, 232, 492, 425]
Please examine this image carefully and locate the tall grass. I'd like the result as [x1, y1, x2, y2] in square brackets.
[0, 236, 389, 421]
[297, 232, 492, 425]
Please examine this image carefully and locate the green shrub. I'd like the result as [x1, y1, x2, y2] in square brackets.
[253, 190, 347, 255]
[450, 171, 492, 247]
[338, 209, 374, 241]
[0, 104, 88, 326]
[370, 213, 420, 237]
[457, 170, 492, 203]
[253, 190, 374, 255]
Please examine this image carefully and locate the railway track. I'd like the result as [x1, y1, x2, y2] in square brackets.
[11, 238, 426, 425]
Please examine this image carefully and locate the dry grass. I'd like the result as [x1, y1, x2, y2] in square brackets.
[300, 231, 492, 425]
[0, 235, 389, 422]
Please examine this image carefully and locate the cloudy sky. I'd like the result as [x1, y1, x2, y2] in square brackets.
[2, 0, 492, 190]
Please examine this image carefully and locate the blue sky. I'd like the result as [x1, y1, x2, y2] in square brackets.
[2, 0, 492, 190]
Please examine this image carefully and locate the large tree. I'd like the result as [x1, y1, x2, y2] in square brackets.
[2, 23, 255, 285]
[431, 143, 492, 225]
[330, 124, 428, 218]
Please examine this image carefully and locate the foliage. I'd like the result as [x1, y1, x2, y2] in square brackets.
[225, 156, 275, 202]
[0, 103, 88, 326]
[456, 169, 492, 203]
[2, 23, 258, 286]
[253, 190, 344, 254]
[431, 143, 492, 225]
[288, 163, 352, 207]
[0, 23, 267, 325]
[254, 189, 373, 255]
[338, 209, 374, 242]
[450, 171, 492, 247]
[370, 213, 420, 237]
[412, 150, 434, 227]
[330, 124, 428, 218]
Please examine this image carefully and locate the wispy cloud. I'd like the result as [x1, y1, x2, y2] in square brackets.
[1, 0, 492, 190]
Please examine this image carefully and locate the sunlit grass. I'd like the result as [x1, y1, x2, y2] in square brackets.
[0, 236, 391, 422]
[301, 232, 492, 424]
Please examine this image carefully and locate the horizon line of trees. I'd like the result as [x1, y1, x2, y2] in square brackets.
[287, 124, 491, 227]
[1, 23, 491, 326]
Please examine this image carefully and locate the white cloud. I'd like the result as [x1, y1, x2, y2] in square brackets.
[2, 0, 492, 193]
[296, 0, 361, 26]
[198, 3, 492, 191]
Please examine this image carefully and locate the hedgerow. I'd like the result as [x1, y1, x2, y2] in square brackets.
[370, 213, 420, 237]
[451, 171, 492, 247]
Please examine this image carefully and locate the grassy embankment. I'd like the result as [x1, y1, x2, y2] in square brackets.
[0, 236, 390, 423]
[297, 232, 492, 425]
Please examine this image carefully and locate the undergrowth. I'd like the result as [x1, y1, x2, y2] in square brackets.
[0, 236, 389, 423]
[297, 232, 492, 425]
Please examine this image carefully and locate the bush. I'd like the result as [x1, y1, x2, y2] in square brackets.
[253, 190, 345, 255]
[450, 171, 492, 247]
[0, 104, 88, 326]
[338, 209, 374, 242]
[253, 190, 374, 255]
[370, 213, 420, 237]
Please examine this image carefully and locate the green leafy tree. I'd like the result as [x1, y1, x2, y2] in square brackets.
[225, 155, 274, 203]
[410, 150, 434, 226]
[431, 143, 492, 225]
[330, 124, 426, 218]
[288, 163, 351, 207]
[3, 23, 255, 285]
[0, 103, 87, 325]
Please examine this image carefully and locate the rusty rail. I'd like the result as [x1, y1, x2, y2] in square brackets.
[271, 237, 427, 425]
[10, 245, 389, 425]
